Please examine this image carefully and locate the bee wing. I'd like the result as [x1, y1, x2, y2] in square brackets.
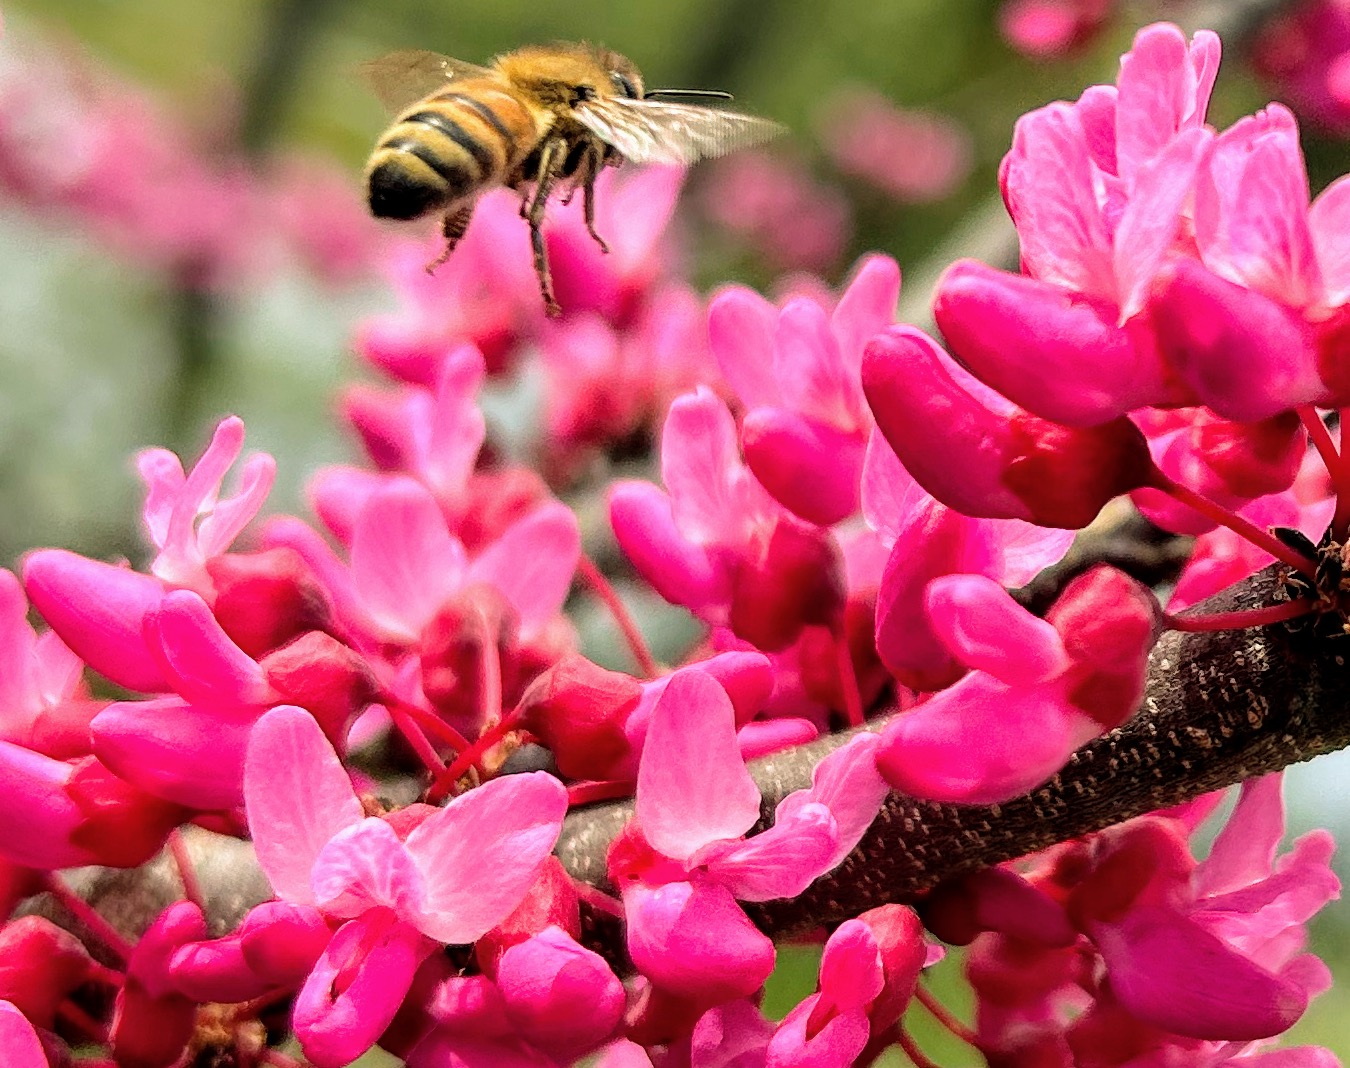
[574, 97, 785, 166]
[359, 49, 497, 114]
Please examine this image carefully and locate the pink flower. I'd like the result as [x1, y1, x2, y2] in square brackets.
[109, 901, 204, 1068]
[611, 667, 888, 1005]
[877, 566, 1159, 804]
[999, 0, 1116, 58]
[1253, 0, 1350, 136]
[244, 705, 568, 1067]
[709, 255, 900, 525]
[0, 1000, 49, 1068]
[610, 388, 845, 650]
[817, 89, 972, 203]
[0, 917, 95, 1030]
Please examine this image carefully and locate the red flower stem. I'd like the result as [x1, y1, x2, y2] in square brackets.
[1165, 599, 1314, 632]
[896, 1024, 942, 1068]
[57, 998, 109, 1045]
[1300, 405, 1341, 482]
[86, 961, 124, 988]
[426, 710, 525, 803]
[477, 604, 503, 750]
[834, 627, 865, 728]
[168, 829, 205, 912]
[577, 553, 660, 678]
[381, 693, 472, 753]
[1152, 472, 1318, 577]
[41, 874, 133, 965]
[567, 779, 635, 806]
[570, 875, 625, 918]
[387, 704, 448, 776]
[914, 983, 979, 1047]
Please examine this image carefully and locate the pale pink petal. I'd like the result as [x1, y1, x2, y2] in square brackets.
[636, 669, 761, 863]
[774, 298, 854, 429]
[349, 479, 466, 642]
[1113, 125, 1213, 318]
[984, 519, 1075, 587]
[195, 453, 276, 559]
[312, 819, 426, 920]
[737, 718, 818, 761]
[136, 449, 185, 551]
[1115, 24, 1210, 184]
[702, 801, 837, 901]
[466, 502, 580, 636]
[1002, 103, 1115, 300]
[93, 697, 255, 810]
[145, 591, 269, 707]
[1196, 773, 1285, 898]
[831, 253, 901, 380]
[308, 465, 387, 546]
[23, 550, 167, 693]
[424, 344, 487, 498]
[244, 705, 364, 905]
[767, 1000, 869, 1068]
[293, 913, 432, 1068]
[692, 999, 777, 1066]
[0, 571, 38, 732]
[925, 574, 1070, 684]
[709, 286, 782, 408]
[661, 389, 756, 545]
[0, 1000, 49, 1067]
[1310, 174, 1350, 305]
[405, 770, 567, 944]
[801, 733, 888, 859]
[1196, 105, 1321, 307]
[624, 880, 775, 1003]
[860, 430, 927, 547]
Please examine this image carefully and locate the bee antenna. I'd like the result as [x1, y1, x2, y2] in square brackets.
[645, 88, 735, 100]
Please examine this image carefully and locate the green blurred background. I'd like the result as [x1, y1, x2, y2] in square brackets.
[3, 0, 1350, 1059]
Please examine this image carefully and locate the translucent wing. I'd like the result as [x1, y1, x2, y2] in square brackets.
[359, 49, 496, 114]
[573, 97, 785, 166]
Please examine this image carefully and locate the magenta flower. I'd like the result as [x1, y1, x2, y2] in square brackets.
[999, 0, 1116, 58]
[877, 566, 1159, 804]
[709, 254, 900, 525]
[0, 1001, 48, 1068]
[611, 667, 888, 1005]
[243, 704, 568, 1067]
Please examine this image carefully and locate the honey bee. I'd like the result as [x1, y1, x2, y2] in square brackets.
[361, 42, 783, 315]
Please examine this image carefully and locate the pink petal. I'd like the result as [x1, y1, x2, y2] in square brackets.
[623, 880, 775, 1003]
[92, 697, 254, 810]
[819, 919, 886, 1010]
[145, 591, 269, 707]
[405, 770, 567, 944]
[1196, 105, 1321, 308]
[925, 574, 1070, 684]
[1115, 24, 1212, 185]
[636, 669, 761, 864]
[349, 479, 466, 642]
[774, 733, 889, 872]
[196, 452, 276, 560]
[293, 912, 432, 1068]
[1093, 906, 1308, 1040]
[737, 718, 818, 761]
[312, 819, 426, 919]
[0, 742, 92, 868]
[238, 901, 332, 987]
[466, 501, 579, 636]
[702, 801, 837, 901]
[709, 286, 781, 409]
[169, 933, 272, 1003]
[0, 571, 38, 733]
[876, 673, 1088, 804]
[1196, 773, 1285, 898]
[23, 550, 167, 693]
[0, 1000, 49, 1067]
[244, 706, 364, 905]
[608, 481, 731, 618]
[860, 429, 928, 547]
[774, 298, 854, 429]
[741, 408, 864, 525]
[984, 519, 1075, 588]
[1311, 174, 1350, 306]
[934, 262, 1157, 426]
[424, 344, 487, 498]
[661, 388, 759, 545]
[831, 253, 902, 380]
[1002, 103, 1115, 300]
[308, 465, 386, 546]
[766, 1001, 869, 1068]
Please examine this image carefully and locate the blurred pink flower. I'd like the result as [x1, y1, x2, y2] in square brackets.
[999, 0, 1117, 58]
[817, 88, 972, 202]
[1253, 0, 1350, 136]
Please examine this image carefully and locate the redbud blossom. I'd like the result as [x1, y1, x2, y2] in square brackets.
[0, 1001, 49, 1068]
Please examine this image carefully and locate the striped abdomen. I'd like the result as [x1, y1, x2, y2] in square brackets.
[365, 82, 536, 220]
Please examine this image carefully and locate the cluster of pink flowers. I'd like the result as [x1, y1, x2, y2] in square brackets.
[1, 13, 1349, 1068]
[0, 30, 384, 287]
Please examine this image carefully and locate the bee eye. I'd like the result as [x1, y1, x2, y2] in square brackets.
[610, 70, 639, 98]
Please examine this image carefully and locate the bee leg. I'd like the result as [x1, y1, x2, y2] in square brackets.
[583, 173, 609, 255]
[528, 140, 563, 317]
[425, 203, 475, 274]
